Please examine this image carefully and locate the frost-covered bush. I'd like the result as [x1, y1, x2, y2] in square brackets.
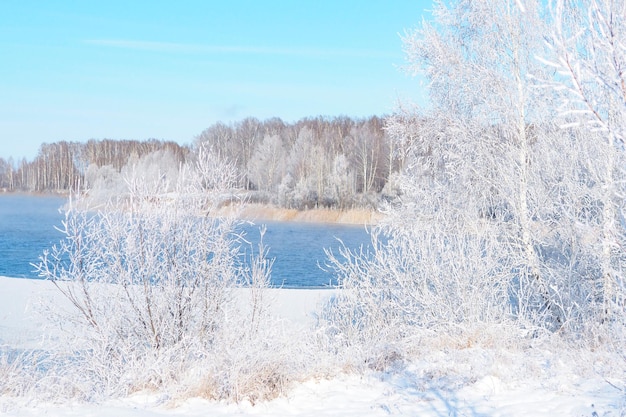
[34, 147, 306, 402]
[318, 149, 517, 368]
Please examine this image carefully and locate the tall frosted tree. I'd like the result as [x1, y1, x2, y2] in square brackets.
[393, 0, 565, 326]
[247, 134, 287, 192]
[542, 0, 626, 323]
[393, 0, 626, 332]
[321, 0, 619, 361]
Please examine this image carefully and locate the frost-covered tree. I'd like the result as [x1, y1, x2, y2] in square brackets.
[320, 0, 619, 361]
[541, 0, 626, 326]
[247, 134, 287, 192]
[327, 154, 355, 209]
[121, 148, 182, 193]
[0, 157, 15, 190]
[393, 0, 612, 330]
[348, 123, 386, 193]
[285, 127, 330, 208]
[84, 163, 126, 205]
[83, 149, 184, 208]
[277, 172, 296, 208]
[413, 0, 558, 296]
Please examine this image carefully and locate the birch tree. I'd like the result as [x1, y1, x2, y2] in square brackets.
[399, 0, 587, 326]
[348, 123, 385, 194]
[366, 0, 528, 323]
[321, 0, 593, 360]
[542, 0, 626, 324]
[247, 134, 287, 192]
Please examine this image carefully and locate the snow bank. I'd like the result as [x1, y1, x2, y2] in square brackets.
[0, 276, 334, 347]
[0, 277, 61, 348]
[4, 356, 623, 417]
[1, 276, 625, 417]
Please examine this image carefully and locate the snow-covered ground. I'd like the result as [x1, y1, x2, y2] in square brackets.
[1, 276, 624, 417]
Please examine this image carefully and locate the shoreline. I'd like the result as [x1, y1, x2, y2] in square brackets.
[1, 191, 384, 226]
[216, 203, 383, 226]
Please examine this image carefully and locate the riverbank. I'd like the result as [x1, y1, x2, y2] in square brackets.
[216, 203, 384, 225]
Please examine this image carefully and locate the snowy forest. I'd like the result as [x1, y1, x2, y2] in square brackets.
[2, 0, 626, 413]
[0, 115, 395, 210]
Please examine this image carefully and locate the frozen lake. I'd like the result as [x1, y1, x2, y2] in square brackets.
[0, 194, 371, 287]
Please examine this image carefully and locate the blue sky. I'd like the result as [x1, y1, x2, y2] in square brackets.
[0, 1, 431, 160]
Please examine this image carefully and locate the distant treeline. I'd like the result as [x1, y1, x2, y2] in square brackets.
[0, 115, 404, 209]
[0, 139, 188, 193]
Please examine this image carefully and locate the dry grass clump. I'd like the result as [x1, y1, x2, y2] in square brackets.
[217, 203, 382, 225]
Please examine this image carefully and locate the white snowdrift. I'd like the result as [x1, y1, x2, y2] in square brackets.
[1, 276, 625, 417]
[0, 276, 333, 346]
